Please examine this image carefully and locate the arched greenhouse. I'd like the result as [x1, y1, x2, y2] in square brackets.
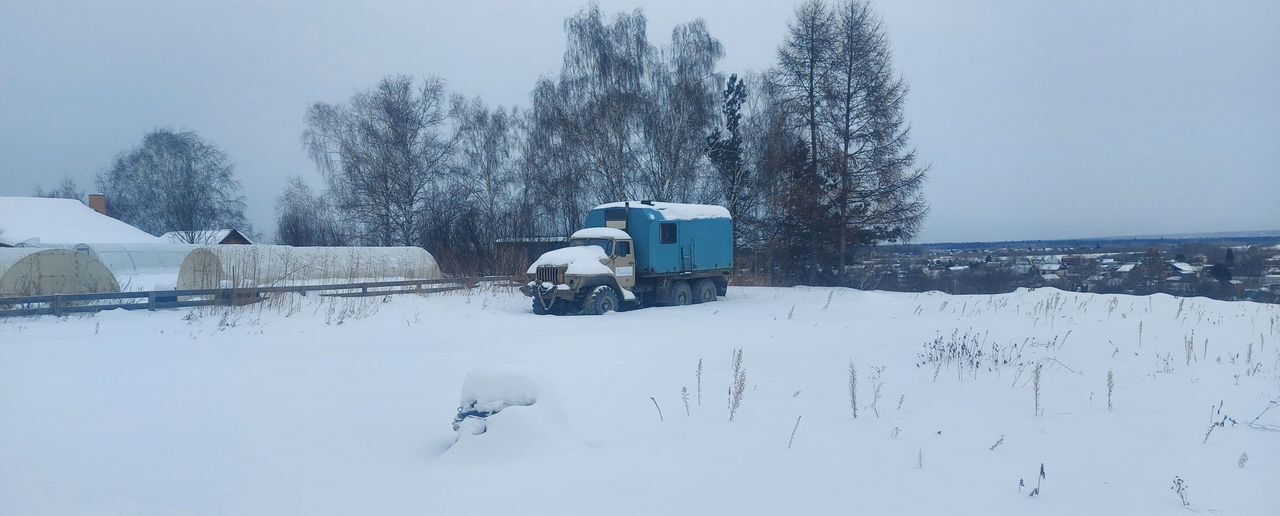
[176, 245, 442, 289]
[0, 248, 121, 297]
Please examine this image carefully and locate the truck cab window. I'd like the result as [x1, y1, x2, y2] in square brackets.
[660, 223, 677, 244]
[616, 241, 631, 257]
[573, 238, 612, 255]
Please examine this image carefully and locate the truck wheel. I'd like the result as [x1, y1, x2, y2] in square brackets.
[582, 285, 620, 315]
[693, 279, 717, 304]
[532, 296, 555, 315]
[670, 281, 693, 306]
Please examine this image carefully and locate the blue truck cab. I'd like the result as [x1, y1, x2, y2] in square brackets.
[522, 201, 733, 315]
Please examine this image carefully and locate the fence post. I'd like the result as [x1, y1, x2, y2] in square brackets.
[51, 294, 63, 317]
[148, 291, 157, 311]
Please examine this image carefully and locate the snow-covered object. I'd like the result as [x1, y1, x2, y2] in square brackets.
[594, 201, 731, 220]
[457, 366, 540, 415]
[0, 196, 161, 247]
[443, 365, 582, 462]
[0, 248, 120, 296]
[526, 245, 611, 275]
[570, 227, 631, 240]
[176, 245, 441, 289]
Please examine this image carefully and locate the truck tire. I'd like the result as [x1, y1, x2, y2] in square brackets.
[693, 279, 717, 304]
[670, 281, 693, 306]
[582, 285, 621, 315]
[532, 296, 555, 315]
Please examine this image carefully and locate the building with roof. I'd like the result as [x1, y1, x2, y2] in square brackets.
[0, 196, 160, 247]
[161, 229, 253, 245]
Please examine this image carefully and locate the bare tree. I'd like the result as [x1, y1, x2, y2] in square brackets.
[274, 176, 346, 246]
[96, 129, 248, 238]
[450, 97, 519, 272]
[34, 176, 85, 202]
[522, 6, 725, 218]
[824, 0, 928, 270]
[303, 75, 455, 247]
[776, 0, 834, 183]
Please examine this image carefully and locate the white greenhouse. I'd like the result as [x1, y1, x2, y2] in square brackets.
[0, 248, 121, 297]
[176, 245, 442, 290]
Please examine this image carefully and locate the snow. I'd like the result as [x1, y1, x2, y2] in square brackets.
[526, 245, 612, 275]
[570, 227, 631, 240]
[0, 196, 162, 246]
[595, 201, 731, 220]
[457, 365, 540, 415]
[1116, 263, 1138, 273]
[2, 287, 1278, 516]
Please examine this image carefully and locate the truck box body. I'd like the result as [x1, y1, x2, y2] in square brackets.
[583, 202, 733, 275]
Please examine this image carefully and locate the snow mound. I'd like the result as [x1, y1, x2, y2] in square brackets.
[526, 246, 611, 275]
[457, 365, 540, 416]
[441, 365, 583, 463]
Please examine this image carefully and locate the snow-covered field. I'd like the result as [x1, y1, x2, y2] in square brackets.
[2, 287, 1277, 515]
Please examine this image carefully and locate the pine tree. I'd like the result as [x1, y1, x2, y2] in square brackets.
[707, 74, 750, 246]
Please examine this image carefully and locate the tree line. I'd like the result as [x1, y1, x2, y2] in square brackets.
[45, 1, 928, 285]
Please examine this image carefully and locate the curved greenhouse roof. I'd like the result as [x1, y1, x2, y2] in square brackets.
[0, 248, 121, 297]
[177, 246, 441, 290]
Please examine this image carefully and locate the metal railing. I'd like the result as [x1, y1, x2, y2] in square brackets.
[0, 276, 520, 318]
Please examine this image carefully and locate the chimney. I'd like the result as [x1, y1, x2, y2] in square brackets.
[88, 193, 107, 216]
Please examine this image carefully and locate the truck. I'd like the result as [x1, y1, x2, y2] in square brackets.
[521, 201, 733, 315]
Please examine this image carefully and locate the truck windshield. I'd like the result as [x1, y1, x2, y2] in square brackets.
[571, 238, 612, 255]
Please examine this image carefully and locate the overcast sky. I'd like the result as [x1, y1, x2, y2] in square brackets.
[2, 0, 1277, 243]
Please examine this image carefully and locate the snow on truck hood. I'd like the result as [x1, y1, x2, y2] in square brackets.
[526, 245, 612, 275]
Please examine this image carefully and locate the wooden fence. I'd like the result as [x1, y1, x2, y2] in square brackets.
[0, 276, 520, 318]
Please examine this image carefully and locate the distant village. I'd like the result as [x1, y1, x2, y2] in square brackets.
[848, 237, 1280, 303]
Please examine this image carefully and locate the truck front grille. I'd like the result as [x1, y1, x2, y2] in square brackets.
[537, 265, 561, 285]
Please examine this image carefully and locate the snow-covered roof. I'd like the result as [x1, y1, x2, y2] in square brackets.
[0, 196, 161, 246]
[160, 230, 252, 245]
[1171, 262, 1197, 273]
[1115, 263, 1137, 273]
[594, 201, 731, 221]
[1041, 273, 1061, 281]
[1037, 264, 1062, 271]
[571, 227, 631, 240]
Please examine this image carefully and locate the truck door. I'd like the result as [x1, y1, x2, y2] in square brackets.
[613, 240, 636, 290]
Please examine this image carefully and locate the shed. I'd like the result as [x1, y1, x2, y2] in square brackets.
[0, 248, 121, 296]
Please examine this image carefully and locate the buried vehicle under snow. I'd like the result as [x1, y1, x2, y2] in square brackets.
[521, 201, 733, 315]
